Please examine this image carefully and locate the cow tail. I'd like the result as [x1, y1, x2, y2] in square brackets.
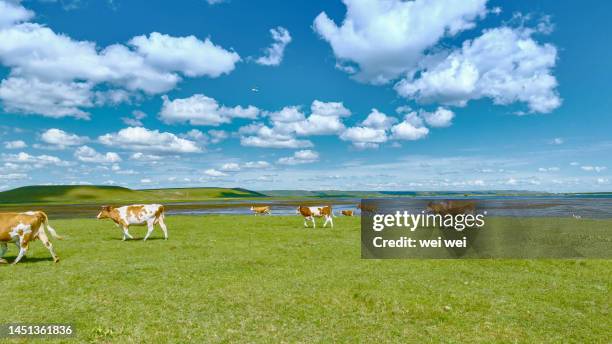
[41, 212, 63, 240]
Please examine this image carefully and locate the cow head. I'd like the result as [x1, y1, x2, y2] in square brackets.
[97, 205, 113, 219]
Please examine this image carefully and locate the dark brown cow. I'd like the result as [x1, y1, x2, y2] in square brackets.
[341, 210, 354, 216]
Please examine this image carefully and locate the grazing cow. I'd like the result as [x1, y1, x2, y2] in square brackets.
[357, 203, 377, 214]
[250, 206, 271, 215]
[0, 211, 62, 265]
[97, 204, 168, 241]
[341, 210, 354, 216]
[297, 205, 334, 228]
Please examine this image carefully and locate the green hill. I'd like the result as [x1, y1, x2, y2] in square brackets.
[0, 185, 266, 205]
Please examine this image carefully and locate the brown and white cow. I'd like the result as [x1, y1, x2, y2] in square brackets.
[97, 204, 168, 241]
[297, 205, 334, 228]
[250, 206, 271, 215]
[341, 210, 354, 216]
[0, 211, 62, 265]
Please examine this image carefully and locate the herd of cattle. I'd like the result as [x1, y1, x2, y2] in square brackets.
[0, 203, 358, 265]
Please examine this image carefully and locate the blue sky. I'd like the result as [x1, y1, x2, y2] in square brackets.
[0, 0, 610, 192]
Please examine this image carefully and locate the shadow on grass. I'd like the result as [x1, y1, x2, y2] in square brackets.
[0, 255, 55, 264]
[108, 237, 167, 241]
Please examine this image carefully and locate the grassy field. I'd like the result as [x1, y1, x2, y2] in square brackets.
[2, 215, 610, 343]
[0, 185, 265, 205]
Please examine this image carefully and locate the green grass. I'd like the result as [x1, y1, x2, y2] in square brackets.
[0, 185, 265, 205]
[2, 215, 610, 343]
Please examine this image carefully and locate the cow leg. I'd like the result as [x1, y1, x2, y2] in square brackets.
[143, 220, 155, 241]
[122, 227, 134, 241]
[326, 215, 334, 228]
[303, 217, 309, 228]
[37, 228, 59, 263]
[311, 216, 316, 228]
[323, 215, 329, 228]
[12, 237, 28, 265]
[158, 217, 168, 240]
[0, 243, 7, 264]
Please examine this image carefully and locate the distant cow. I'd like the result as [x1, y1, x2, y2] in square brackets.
[97, 204, 168, 241]
[0, 211, 62, 265]
[357, 203, 377, 214]
[250, 206, 271, 215]
[427, 201, 476, 216]
[297, 205, 334, 228]
[341, 210, 354, 216]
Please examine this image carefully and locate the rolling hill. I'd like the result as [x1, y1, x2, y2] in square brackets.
[0, 185, 266, 205]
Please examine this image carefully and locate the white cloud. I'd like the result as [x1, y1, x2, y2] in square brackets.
[314, 0, 488, 84]
[208, 129, 228, 144]
[99, 127, 201, 153]
[0, 77, 93, 118]
[310, 100, 352, 117]
[220, 162, 241, 172]
[204, 168, 227, 177]
[121, 110, 147, 127]
[160, 94, 259, 126]
[0, 1, 33, 29]
[277, 150, 319, 165]
[340, 126, 387, 149]
[0, 173, 26, 180]
[4, 140, 26, 149]
[597, 178, 609, 185]
[549, 137, 564, 145]
[243, 161, 270, 169]
[361, 109, 397, 129]
[569, 162, 580, 166]
[75, 145, 121, 163]
[129, 32, 240, 78]
[0, 3, 241, 118]
[395, 27, 561, 113]
[206, 0, 227, 4]
[2, 152, 67, 167]
[239, 123, 313, 149]
[266, 106, 305, 123]
[255, 26, 292, 66]
[581, 166, 607, 173]
[538, 167, 559, 172]
[391, 113, 429, 140]
[140, 178, 152, 184]
[420, 107, 455, 127]
[40, 128, 88, 148]
[130, 152, 162, 161]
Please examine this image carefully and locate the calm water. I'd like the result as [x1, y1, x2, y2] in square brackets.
[2, 195, 611, 219]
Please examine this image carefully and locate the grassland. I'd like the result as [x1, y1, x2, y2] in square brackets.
[0, 185, 265, 205]
[2, 215, 610, 343]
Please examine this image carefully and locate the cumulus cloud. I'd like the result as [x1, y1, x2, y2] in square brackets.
[130, 152, 162, 161]
[98, 127, 201, 153]
[549, 137, 564, 145]
[314, 0, 488, 84]
[220, 162, 241, 172]
[241, 100, 352, 148]
[4, 140, 26, 149]
[340, 126, 387, 149]
[121, 110, 147, 127]
[395, 27, 561, 113]
[0, 77, 93, 118]
[40, 128, 88, 148]
[75, 145, 121, 163]
[208, 129, 228, 144]
[277, 150, 319, 165]
[255, 26, 292, 66]
[0, 2, 241, 118]
[243, 161, 270, 169]
[420, 107, 455, 127]
[391, 112, 429, 140]
[0, 0, 33, 29]
[240, 124, 313, 149]
[129, 32, 240, 77]
[361, 109, 397, 129]
[204, 168, 227, 177]
[160, 94, 259, 126]
[2, 152, 67, 167]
